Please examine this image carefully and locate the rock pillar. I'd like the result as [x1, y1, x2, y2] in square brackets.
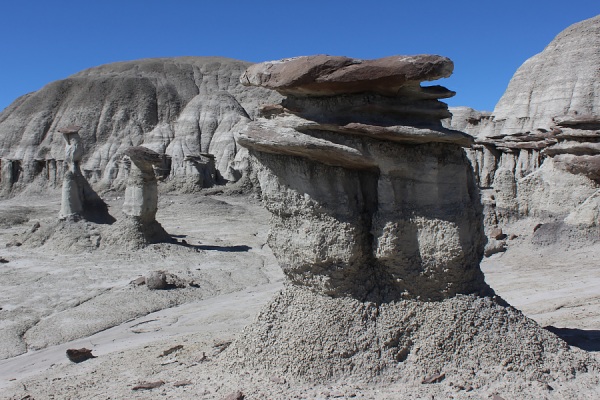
[237, 55, 488, 302]
[118, 146, 170, 245]
[223, 55, 596, 385]
[58, 126, 85, 220]
[57, 125, 113, 223]
[123, 146, 161, 223]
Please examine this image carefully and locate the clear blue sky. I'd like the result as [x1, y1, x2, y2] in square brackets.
[1, 1, 599, 112]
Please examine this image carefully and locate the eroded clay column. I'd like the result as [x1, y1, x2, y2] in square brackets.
[122, 146, 161, 223]
[58, 125, 85, 220]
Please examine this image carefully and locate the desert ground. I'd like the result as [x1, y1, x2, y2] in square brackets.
[0, 190, 598, 399]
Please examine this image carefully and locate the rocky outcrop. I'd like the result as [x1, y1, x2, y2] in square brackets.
[224, 55, 597, 384]
[445, 15, 600, 234]
[0, 57, 281, 195]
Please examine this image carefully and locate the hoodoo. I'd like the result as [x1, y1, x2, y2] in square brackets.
[57, 125, 111, 223]
[224, 55, 598, 388]
[115, 146, 171, 246]
[236, 54, 485, 301]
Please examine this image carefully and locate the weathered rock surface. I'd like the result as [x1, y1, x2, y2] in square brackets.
[224, 54, 597, 386]
[0, 57, 281, 195]
[444, 15, 600, 241]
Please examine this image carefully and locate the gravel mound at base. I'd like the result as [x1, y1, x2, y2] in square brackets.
[224, 285, 598, 389]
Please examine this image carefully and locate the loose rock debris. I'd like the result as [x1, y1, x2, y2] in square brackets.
[421, 372, 446, 384]
[66, 348, 96, 363]
[159, 344, 183, 357]
[132, 380, 165, 390]
[222, 391, 244, 400]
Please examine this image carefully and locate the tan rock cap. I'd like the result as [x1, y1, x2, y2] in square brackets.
[241, 54, 454, 97]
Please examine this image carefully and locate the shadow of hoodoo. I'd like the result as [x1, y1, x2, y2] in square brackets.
[545, 326, 600, 352]
[223, 55, 599, 387]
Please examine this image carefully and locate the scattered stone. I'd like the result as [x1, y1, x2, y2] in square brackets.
[30, 222, 41, 233]
[492, 395, 506, 400]
[222, 391, 244, 400]
[269, 376, 286, 384]
[132, 381, 165, 390]
[130, 276, 146, 286]
[6, 241, 22, 248]
[484, 239, 507, 257]
[489, 227, 507, 240]
[159, 344, 183, 357]
[0, 257, 8, 264]
[213, 340, 232, 354]
[422, 372, 446, 384]
[489, 227, 503, 239]
[173, 380, 193, 387]
[146, 270, 187, 290]
[66, 348, 96, 363]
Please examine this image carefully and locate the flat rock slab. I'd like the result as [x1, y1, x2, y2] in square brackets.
[241, 54, 454, 97]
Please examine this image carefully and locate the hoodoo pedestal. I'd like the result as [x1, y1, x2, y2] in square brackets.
[118, 146, 171, 245]
[57, 125, 111, 223]
[58, 125, 85, 220]
[224, 55, 598, 386]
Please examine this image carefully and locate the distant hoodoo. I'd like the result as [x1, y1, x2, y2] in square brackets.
[118, 146, 171, 245]
[57, 125, 111, 223]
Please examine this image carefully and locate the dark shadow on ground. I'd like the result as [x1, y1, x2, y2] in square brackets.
[191, 244, 251, 252]
[170, 234, 188, 238]
[544, 326, 600, 352]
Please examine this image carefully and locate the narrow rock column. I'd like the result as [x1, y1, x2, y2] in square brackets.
[123, 146, 161, 223]
[118, 146, 171, 245]
[58, 125, 85, 220]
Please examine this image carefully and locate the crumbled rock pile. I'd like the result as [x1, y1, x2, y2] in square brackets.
[223, 55, 599, 389]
